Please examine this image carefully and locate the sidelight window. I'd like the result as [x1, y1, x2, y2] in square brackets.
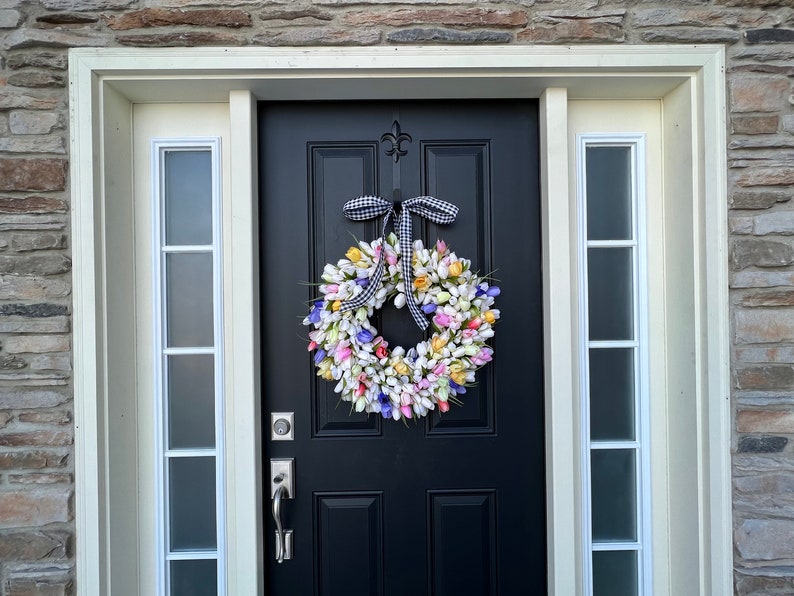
[152, 140, 226, 596]
[577, 136, 651, 596]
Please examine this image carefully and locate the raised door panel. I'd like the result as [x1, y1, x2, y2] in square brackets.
[308, 144, 381, 437]
[422, 142, 494, 434]
[428, 490, 497, 596]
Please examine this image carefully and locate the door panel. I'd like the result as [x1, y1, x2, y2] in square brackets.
[260, 101, 544, 595]
[423, 142, 494, 434]
[315, 492, 384, 596]
[308, 143, 382, 437]
[429, 490, 497, 595]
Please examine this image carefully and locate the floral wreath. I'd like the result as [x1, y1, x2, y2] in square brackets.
[303, 196, 500, 421]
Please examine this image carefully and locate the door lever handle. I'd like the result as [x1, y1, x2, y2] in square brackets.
[272, 484, 289, 563]
[270, 459, 294, 563]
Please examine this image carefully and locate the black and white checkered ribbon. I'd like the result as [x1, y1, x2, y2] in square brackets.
[340, 195, 458, 330]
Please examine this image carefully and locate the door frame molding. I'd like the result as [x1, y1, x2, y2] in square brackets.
[69, 45, 729, 595]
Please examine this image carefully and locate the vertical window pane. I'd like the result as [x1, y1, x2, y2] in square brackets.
[593, 550, 638, 596]
[170, 559, 217, 596]
[591, 449, 637, 542]
[164, 150, 213, 246]
[589, 348, 635, 441]
[586, 146, 632, 241]
[166, 253, 214, 348]
[168, 354, 215, 449]
[588, 248, 633, 341]
[169, 457, 217, 551]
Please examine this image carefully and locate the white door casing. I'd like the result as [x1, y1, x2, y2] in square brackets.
[69, 46, 730, 595]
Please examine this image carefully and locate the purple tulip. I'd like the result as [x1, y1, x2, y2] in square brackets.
[486, 286, 501, 297]
[475, 285, 486, 297]
[421, 303, 437, 314]
[449, 379, 467, 394]
[378, 392, 393, 418]
[355, 277, 369, 287]
[308, 301, 323, 323]
[313, 349, 326, 364]
[356, 329, 374, 343]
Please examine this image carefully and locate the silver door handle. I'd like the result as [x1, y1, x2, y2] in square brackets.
[270, 459, 294, 563]
[272, 484, 289, 563]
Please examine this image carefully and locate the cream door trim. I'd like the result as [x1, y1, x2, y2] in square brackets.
[132, 103, 233, 595]
[568, 100, 663, 594]
[69, 46, 730, 595]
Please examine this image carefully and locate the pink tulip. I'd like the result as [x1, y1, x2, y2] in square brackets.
[307, 341, 317, 351]
[468, 318, 481, 330]
[471, 348, 493, 366]
[386, 253, 398, 266]
[326, 284, 339, 293]
[434, 313, 452, 327]
[337, 347, 352, 360]
[436, 239, 448, 254]
[438, 400, 450, 413]
[400, 405, 413, 419]
[433, 363, 446, 376]
[355, 383, 366, 397]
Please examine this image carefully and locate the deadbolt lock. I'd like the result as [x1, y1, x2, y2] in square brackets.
[271, 412, 294, 441]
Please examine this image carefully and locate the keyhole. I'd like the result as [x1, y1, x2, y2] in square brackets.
[274, 418, 291, 436]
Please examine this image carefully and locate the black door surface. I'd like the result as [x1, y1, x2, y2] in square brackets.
[259, 101, 544, 596]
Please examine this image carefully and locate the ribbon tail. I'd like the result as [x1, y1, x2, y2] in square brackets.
[340, 208, 394, 313]
[339, 260, 384, 313]
[398, 209, 430, 331]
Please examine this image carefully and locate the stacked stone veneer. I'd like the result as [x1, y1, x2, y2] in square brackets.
[0, 0, 792, 594]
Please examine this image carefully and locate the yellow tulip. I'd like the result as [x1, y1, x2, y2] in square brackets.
[484, 310, 496, 324]
[332, 300, 341, 312]
[431, 335, 448, 352]
[448, 261, 463, 277]
[393, 360, 409, 375]
[346, 247, 362, 262]
[413, 275, 429, 290]
[451, 370, 467, 385]
[449, 361, 464, 373]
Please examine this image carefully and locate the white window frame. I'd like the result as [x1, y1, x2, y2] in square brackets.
[69, 46, 730, 596]
[151, 138, 226, 595]
[577, 134, 652, 595]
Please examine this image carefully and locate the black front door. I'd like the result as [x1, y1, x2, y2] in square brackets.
[259, 101, 544, 595]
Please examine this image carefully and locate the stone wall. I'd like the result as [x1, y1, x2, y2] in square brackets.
[0, 0, 792, 594]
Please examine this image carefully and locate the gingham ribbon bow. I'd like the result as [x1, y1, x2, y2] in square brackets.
[340, 195, 458, 330]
